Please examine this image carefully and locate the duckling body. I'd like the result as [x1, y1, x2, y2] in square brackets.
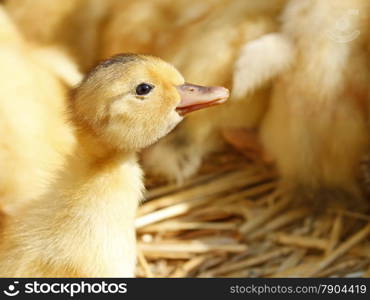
[0, 145, 142, 276]
[0, 54, 229, 277]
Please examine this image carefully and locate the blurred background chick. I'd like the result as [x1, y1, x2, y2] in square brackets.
[0, 6, 79, 214]
[261, 0, 370, 208]
[4, 0, 111, 70]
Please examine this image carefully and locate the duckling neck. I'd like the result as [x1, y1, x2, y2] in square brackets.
[73, 130, 131, 168]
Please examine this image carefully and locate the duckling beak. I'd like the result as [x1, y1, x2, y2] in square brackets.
[175, 83, 229, 116]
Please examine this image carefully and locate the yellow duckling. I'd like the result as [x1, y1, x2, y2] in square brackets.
[0, 54, 229, 277]
[4, 0, 111, 70]
[0, 6, 79, 215]
[261, 0, 370, 207]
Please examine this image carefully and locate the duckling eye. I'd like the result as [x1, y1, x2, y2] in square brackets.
[135, 83, 153, 96]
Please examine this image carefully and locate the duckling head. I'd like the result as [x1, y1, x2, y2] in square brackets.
[71, 54, 229, 151]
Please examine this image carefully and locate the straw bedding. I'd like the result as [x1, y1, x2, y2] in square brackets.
[135, 147, 370, 278]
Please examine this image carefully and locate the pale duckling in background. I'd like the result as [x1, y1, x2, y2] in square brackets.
[0, 6, 80, 215]
[261, 0, 370, 207]
[135, 0, 291, 181]
[4, 0, 111, 70]
[101, 0, 221, 59]
[0, 54, 229, 277]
